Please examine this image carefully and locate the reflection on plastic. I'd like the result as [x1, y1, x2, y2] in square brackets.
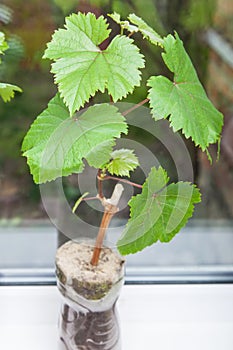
[58, 302, 121, 350]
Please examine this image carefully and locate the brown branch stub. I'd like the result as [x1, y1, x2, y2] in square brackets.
[90, 207, 115, 266]
[91, 183, 124, 266]
[97, 169, 104, 199]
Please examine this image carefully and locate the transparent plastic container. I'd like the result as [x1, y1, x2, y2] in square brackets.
[56, 241, 124, 350]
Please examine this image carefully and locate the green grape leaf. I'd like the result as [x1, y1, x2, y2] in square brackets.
[22, 94, 128, 184]
[103, 148, 139, 177]
[0, 31, 8, 56]
[86, 139, 116, 169]
[147, 33, 223, 155]
[128, 13, 164, 47]
[117, 167, 201, 255]
[43, 12, 145, 115]
[0, 83, 22, 102]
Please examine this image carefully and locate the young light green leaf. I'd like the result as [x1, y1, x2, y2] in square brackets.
[108, 12, 138, 33]
[103, 148, 139, 177]
[0, 31, 8, 55]
[147, 33, 223, 155]
[22, 94, 128, 184]
[117, 167, 201, 255]
[128, 13, 164, 47]
[109, 12, 164, 47]
[0, 83, 22, 102]
[108, 12, 122, 25]
[44, 12, 145, 115]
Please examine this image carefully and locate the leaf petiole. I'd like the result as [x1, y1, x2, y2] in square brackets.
[122, 98, 149, 116]
[98, 174, 143, 189]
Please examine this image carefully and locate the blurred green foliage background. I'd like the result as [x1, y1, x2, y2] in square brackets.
[0, 0, 219, 219]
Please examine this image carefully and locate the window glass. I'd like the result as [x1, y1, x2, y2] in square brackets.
[0, 0, 232, 284]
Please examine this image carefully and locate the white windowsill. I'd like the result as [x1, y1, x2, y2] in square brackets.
[0, 284, 233, 350]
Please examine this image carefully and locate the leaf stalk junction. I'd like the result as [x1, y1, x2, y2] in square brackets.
[73, 171, 143, 266]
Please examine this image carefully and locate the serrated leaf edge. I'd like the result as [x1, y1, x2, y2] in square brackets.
[117, 167, 201, 255]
